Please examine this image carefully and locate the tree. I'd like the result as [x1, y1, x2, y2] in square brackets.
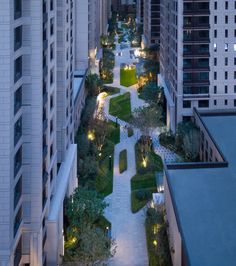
[183, 126, 200, 161]
[65, 187, 108, 229]
[130, 106, 162, 157]
[78, 156, 98, 182]
[63, 188, 116, 265]
[175, 121, 200, 161]
[89, 109, 109, 152]
[85, 73, 103, 97]
[64, 226, 116, 266]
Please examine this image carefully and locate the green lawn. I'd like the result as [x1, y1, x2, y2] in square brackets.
[128, 127, 134, 137]
[107, 121, 120, 144]
[131, 141, 163, 213]
[103, 86, 120, 96]
[109, 92, 132, 122]
[95, 121, 120, 197]
[120, 67, 137, 87]
[119, 149, 127, 173]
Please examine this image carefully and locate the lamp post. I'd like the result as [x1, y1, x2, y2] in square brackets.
[109, 155, 112, 170]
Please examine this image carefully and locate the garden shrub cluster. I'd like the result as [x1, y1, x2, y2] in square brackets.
[100, 48, 115, 84]
[146, 207, 172, 266]
[159, 121, 200, 161]
[131, 138, 163, 213]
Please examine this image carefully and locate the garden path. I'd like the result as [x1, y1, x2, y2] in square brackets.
[101, 37, 178, 266]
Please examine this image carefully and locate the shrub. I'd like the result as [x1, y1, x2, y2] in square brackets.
[135, 189, 152, 201]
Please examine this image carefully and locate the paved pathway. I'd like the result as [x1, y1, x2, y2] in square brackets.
[99, 36, 179, 266]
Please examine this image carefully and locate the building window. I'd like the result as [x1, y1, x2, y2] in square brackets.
[225, 1, 228, 9]
[234, 71, 236, 79]
[214, 30, 217, 38]
[214, 72, 217, 80]
[234, 99, 236, 106]
[214, 43, 217, 52]
[14, 206, 22, 236]
[214, 86, 217, 94]
[214, 58, 217, 66]
[50, 144, 53, 159]
[14, 0, 22, 19]
[50, 43, 54, 60]
[225, 86, 228, 93]
[50, 119, 53, 134]
[225, 43, 228, 51]
[198, 100, 209, 108]
[225, 99, 228, 105]
[234, 85, 236, 93]
[50, 0, 54, 11]
[14, 117, 22, 146]
[14, 86, 22, 114]
[225, 29, 228, 38]
[225, 72, 228, 79]
[14, 176, 22, 209]
[214, 16, 217, 24]
[183, 100, 191, 108]
[214, 99, 217, 105]
[14, 26, 22, 51]
[50, 18, 54, 36]
[214, 2, 217, 9]
[225, 57, 228, 66]
[50, 94, 54, 110]
[14, 146, 22, 177]
[225, 16, 228, 24]
[50, 68, 54, 85]
[14, 56, 22, 83]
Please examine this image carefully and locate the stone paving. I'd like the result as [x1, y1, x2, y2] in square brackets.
[100, 36, 179, 266]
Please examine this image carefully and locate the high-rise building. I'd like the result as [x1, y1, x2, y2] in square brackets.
[159, 0, 236, 131]
[142, 0, 160, 48]
[0, 0, 85, 264]
[136, 0, 144, 26]
[88, 0, 111, 67]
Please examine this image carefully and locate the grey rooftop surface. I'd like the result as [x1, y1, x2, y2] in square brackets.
[167, 115, 236, 266]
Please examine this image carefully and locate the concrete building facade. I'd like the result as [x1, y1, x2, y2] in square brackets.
[142, 0, 160, 48]
[0, 0, 81, 265]
[136, 0, 144, 26]
[159, 0, 236, 131]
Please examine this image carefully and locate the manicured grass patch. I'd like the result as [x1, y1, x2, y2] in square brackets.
[120, 67, 138, 87]
[119, 149, 127, 173]
[131, 140, 163, 213]
[96, 140, 114, 197]
[109, 92, 132, 122]
[107, 121, 120, 145]
[131, 187, 156, 213]
[127, 127, 134, 137]
[103, 86, 120, 96]
[131, 173, 156, 190]
[96, 121, 120, 197]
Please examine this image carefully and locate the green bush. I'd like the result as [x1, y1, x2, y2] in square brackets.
[135, 189, 152, 201]
[119, 149, 127, 173]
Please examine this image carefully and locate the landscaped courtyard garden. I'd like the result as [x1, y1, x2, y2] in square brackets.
[109, 92, 132, 121]
[64, 12, 174, 265]
[120, 64, 138, 87]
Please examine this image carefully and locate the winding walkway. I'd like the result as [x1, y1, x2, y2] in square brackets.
[100, 38, 178, 266]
